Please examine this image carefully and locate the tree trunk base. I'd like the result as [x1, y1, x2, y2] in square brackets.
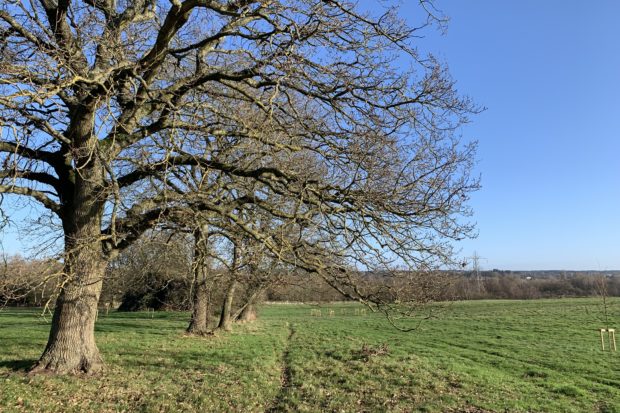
[185, 323, 212, 336]
[30, 348, 103, 375]
[184, 329, 214, 337]
[237, 303, 257, 323]
[215, 323, 233, 333]
[31, 284, 105, 375]
[237, 311, 257, 323]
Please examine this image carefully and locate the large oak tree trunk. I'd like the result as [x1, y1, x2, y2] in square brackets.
[32, 243, 106, 374]
[187, 224, 210, 335]
[32, 115, 107, 374]
[217, 280, 238, 332]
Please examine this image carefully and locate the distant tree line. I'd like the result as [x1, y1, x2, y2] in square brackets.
[446, 272, 620, 300]
[3, 250, 619, 311]
[0, 255, 61, 307]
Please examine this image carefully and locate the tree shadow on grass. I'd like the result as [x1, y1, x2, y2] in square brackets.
[0, 359, 36, 372]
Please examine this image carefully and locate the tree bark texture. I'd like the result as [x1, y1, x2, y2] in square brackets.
[32, 117, 107, 374]
[218, 280, 238, 332]
[187, 224, 211, 335]
[32, 248, 106, 374]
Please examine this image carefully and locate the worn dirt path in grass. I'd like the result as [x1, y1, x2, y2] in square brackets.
[267, 322, 295, 412]
[2, 301, 618, 412]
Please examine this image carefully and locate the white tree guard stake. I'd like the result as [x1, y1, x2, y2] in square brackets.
[599, 329, 616, 351]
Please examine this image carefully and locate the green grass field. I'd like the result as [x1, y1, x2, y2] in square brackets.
[0, 298, 618, 412]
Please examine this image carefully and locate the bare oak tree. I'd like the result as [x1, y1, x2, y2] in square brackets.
[0, 0, 478, 373]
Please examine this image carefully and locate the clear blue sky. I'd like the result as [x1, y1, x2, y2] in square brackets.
[2, 1, 619, 270]
[401, 0, 620, 270]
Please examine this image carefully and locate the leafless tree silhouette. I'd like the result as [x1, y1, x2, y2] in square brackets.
[0, 0, 478, 373]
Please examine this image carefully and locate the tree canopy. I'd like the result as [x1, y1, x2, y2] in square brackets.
[0, 0, 478, 373]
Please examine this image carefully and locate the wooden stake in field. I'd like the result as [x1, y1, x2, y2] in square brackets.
[599, 328, 616, 351]
[310, 309, 322, 317]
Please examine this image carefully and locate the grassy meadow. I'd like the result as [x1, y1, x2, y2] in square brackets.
[0, 298, 618, 412]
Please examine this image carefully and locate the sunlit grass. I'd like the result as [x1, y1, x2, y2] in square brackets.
[1, 298, 618, 412]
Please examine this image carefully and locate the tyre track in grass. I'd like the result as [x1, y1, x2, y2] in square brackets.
[267, 322, 295, 412]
